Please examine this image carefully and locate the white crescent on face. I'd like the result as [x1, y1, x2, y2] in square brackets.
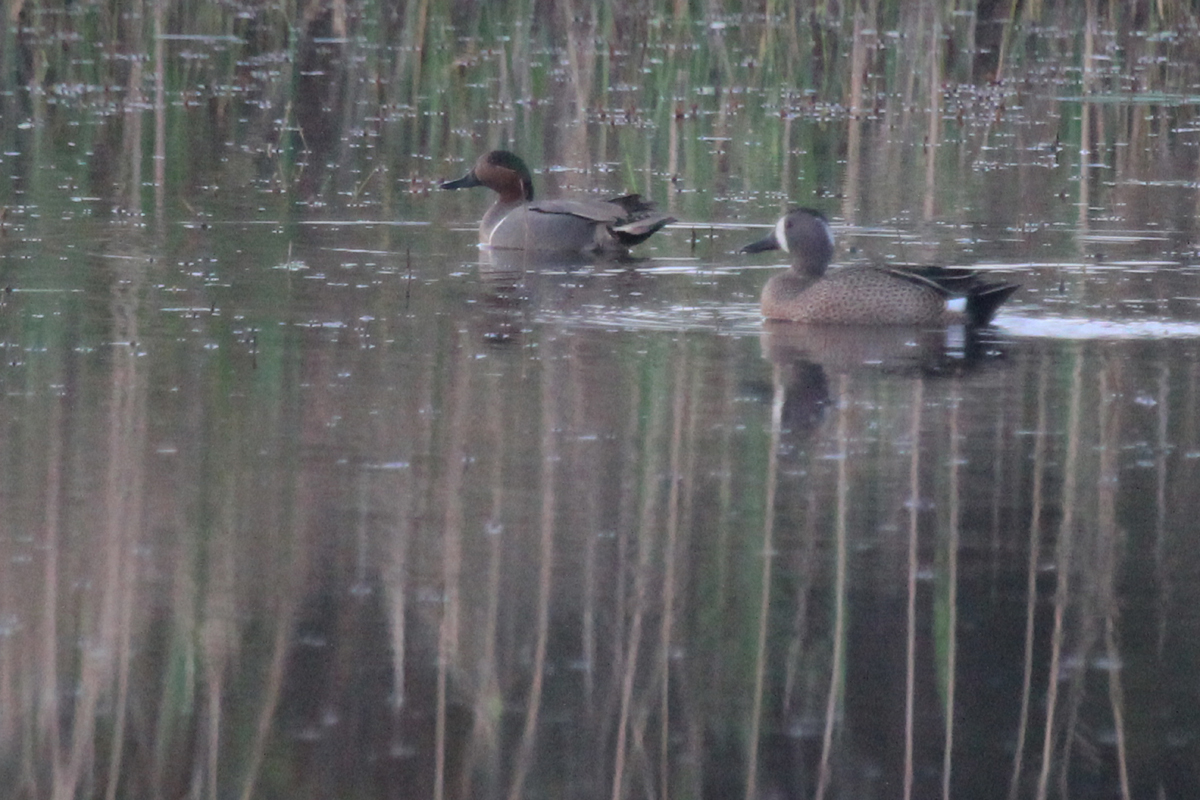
[775, 216, 790, 253]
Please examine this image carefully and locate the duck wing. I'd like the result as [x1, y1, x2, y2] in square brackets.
[529, 194, 666, 223]
[529, 196, 675, 247]
[881, 266, 1020, 325]
[528, 198, 626, 224]
[878, 266, 979, 295]
[883, 265, 1020, 293]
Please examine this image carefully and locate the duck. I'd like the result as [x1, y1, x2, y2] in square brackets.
[441, 150, 675, 257]
[741, 208, 1019, 326]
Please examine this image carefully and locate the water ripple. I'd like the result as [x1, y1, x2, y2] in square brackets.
[1001, 315, 1200, 339]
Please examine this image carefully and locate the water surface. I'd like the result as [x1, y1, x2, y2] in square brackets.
[2, 5, 1200, 799]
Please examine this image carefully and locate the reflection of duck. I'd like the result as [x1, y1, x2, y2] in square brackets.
[742, 209, 1019, 325]
[760, 321, 1011, 434]
[464, 250, 645, 347]
[762, 319, 1007, 378]
[474, 248, 594, 286]
[441, 151, 675, 257]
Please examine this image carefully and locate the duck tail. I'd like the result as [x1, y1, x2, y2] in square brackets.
[967, 282, 1020, 326]
[611, 213, 676, 246]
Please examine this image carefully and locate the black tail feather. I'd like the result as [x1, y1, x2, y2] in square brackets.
[611, 214, 676, 247]
[967, 283, 1020, 326]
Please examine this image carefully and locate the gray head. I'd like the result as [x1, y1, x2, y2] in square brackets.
[741, 208, 835, 276]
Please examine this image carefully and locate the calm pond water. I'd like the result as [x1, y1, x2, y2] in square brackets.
[3, 5, 1200, 800]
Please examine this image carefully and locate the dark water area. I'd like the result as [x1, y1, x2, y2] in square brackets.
[3, 3, 1200, 799]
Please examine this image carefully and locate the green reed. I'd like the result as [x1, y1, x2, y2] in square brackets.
[4, 0, 1200, 229]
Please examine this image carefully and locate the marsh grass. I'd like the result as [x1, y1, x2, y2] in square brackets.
[5, 1, 1200, 203]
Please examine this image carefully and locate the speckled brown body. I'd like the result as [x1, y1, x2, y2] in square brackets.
[761, 266, 956, 325]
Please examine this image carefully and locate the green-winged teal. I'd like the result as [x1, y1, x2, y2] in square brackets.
[742, 208, 1019, 325]
[441, 150, 675, 256]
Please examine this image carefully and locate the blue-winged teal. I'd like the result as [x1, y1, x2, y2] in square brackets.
[441, 150, 675, 257]
[742, 208, 1019, 325]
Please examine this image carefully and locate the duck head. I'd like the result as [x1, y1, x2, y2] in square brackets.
[741, 208, 835, 277]
[441, 150, 535, 203]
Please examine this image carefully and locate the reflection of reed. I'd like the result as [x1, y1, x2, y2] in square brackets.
[745, 361, 783, 800]
[1154, 363, 1169, 658]
[610, 343, 669, 800]
[1036, 344, 1083, 799]
[200, 505, 234, 800]
[1009, 355, 1050, 800]
[99, 274, 146, 800]
[658, 349, 689, 800]
[574, 343, 600, 714]
[238, 593, 300, 800]
[1103, 613, 1131, 798]
[37, 246, 151, 799]
[7, 286, 1200, 798]
[816, 374, 851, 800]
[904, 378, 923, 800]
[437, 329, 471, 800]
[782, 455, 819, 723]
[455, 349, 509, 799]
[1096, 367, 1130, 798]
[1054, 355, 1127, 796]
[611, 363, 640, 737]
[506, 331, 557, 800]
[942, 378, 961, 800]
[37, 397, 65, 798]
